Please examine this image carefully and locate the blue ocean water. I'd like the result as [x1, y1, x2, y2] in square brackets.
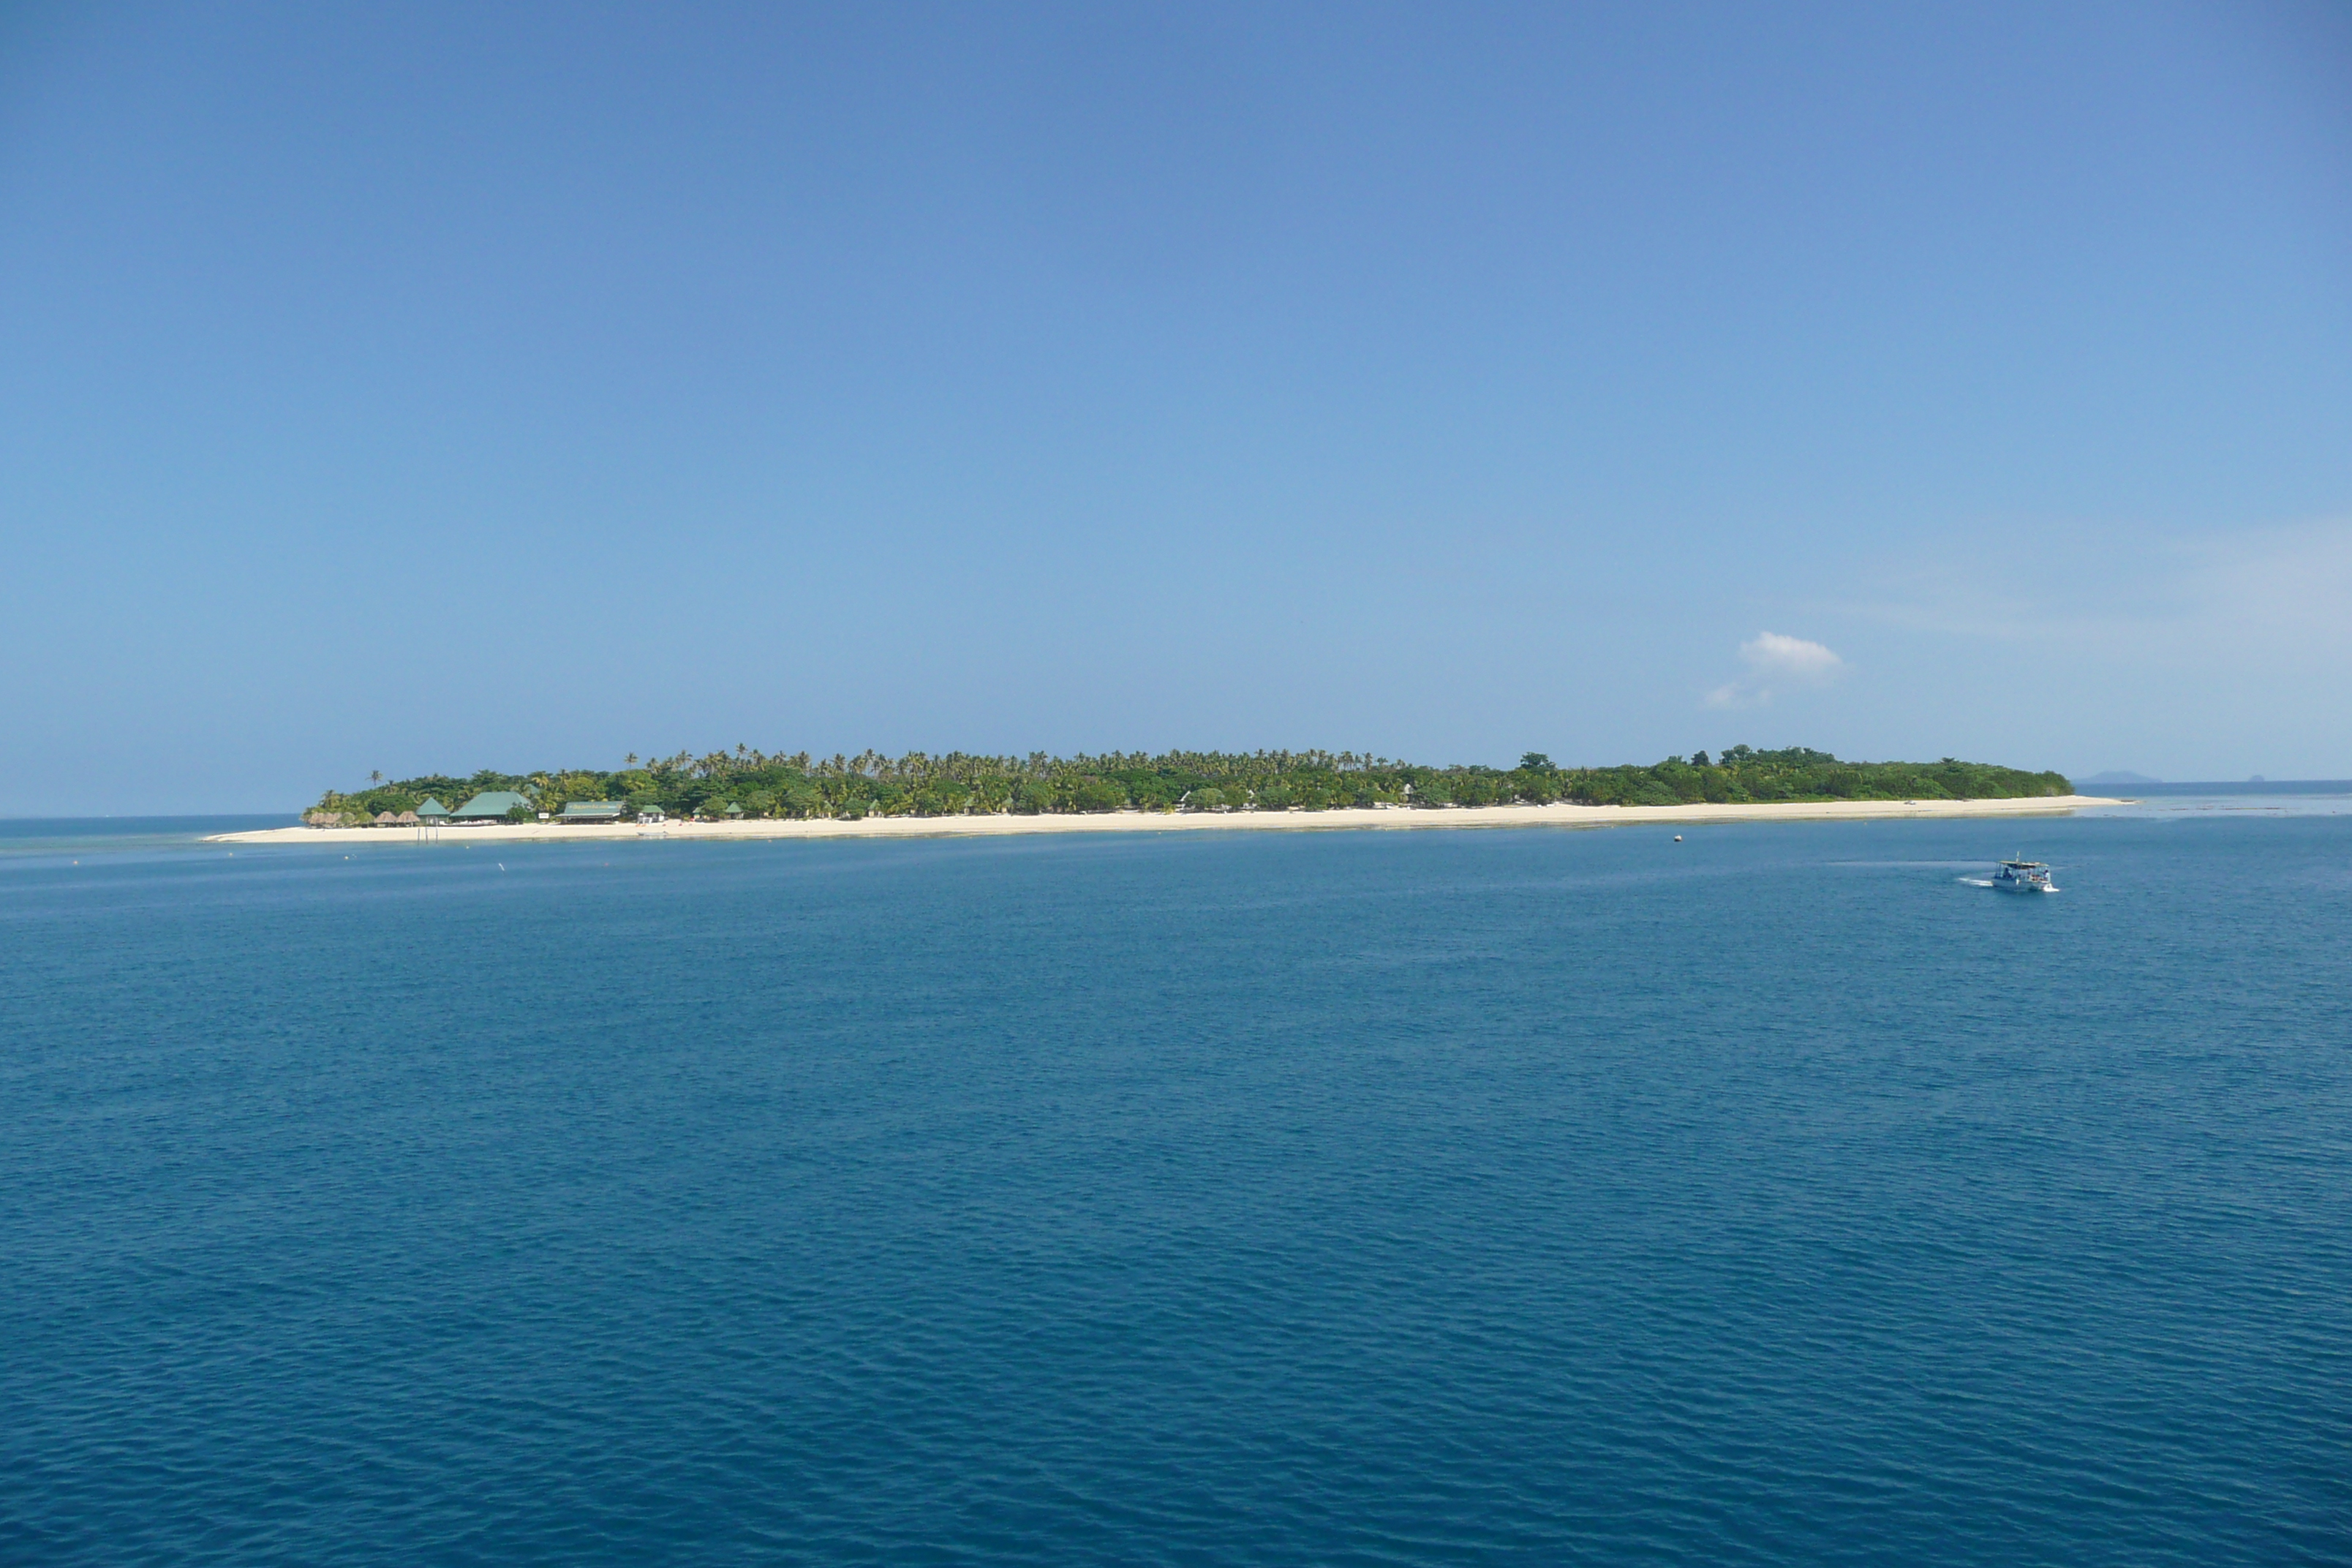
[3, 810, 2348, 1565]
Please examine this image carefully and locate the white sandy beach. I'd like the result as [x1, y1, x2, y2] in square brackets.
[208, 795, 2126, 846]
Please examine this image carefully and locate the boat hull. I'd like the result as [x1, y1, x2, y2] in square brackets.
[1990, 861, 2057, 893]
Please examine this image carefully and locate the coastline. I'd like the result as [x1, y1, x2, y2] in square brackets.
[207, 794, 2127, 845]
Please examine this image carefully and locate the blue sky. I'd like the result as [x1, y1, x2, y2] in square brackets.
[3, 1, 2348, 812]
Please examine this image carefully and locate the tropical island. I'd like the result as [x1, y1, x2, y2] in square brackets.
[295, 747, 2075, 827]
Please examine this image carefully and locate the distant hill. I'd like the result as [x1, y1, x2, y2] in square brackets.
[2080, 770, 2163, 785]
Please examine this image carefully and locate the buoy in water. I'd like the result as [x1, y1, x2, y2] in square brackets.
[1673, 834, 1683, 842]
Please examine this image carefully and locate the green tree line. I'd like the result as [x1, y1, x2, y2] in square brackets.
[310, 745, 2072, 823]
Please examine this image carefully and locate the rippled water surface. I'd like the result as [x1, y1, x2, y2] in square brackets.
[4, 813, 2348, 1564]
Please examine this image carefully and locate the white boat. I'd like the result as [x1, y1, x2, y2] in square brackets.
[1991, 859, 2057, 893]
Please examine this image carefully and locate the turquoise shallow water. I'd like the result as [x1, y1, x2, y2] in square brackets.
[3, 811, 2348, 1564]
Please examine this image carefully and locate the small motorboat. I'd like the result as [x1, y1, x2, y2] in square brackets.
[1991, 859, 2057, 893]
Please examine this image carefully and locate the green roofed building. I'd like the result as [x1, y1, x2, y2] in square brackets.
[450, 790, 533, 821]
[415, 797, 450, 818]
[558, 801, 625, 823]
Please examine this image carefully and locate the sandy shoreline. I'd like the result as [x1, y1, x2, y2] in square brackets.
[207, 795, 2126, 846]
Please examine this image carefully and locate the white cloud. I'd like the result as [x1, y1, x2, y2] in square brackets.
[1741, 630, 1844, 678]
[1705, 631, 1844, 707]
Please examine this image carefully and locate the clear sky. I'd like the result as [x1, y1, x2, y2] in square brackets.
[3, 1, 2348, 813]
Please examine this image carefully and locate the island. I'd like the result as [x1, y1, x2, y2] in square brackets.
[206, 747, 2121, 844]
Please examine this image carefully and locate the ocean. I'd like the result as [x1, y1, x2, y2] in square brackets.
[4, 804, 2347, 1565]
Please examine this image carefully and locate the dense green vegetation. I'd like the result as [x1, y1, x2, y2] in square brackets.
[309, 747, 2072, 823]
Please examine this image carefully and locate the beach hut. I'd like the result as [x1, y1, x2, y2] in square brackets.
[415, 798, 450, 819]
[394, 810, 421, 826]
[374, 811, 399, 825]
[633, 804, 666, 823]
[724, 802, 745, 819]
[450, 790, 534, 821]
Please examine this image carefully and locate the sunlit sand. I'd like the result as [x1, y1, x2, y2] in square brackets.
[209, 795, 2127, 846]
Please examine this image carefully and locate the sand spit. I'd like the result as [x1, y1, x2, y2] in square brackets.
[208, 795, 2127, 846]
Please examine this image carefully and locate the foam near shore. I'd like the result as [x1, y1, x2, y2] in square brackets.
[208, 795, 2126, 845]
